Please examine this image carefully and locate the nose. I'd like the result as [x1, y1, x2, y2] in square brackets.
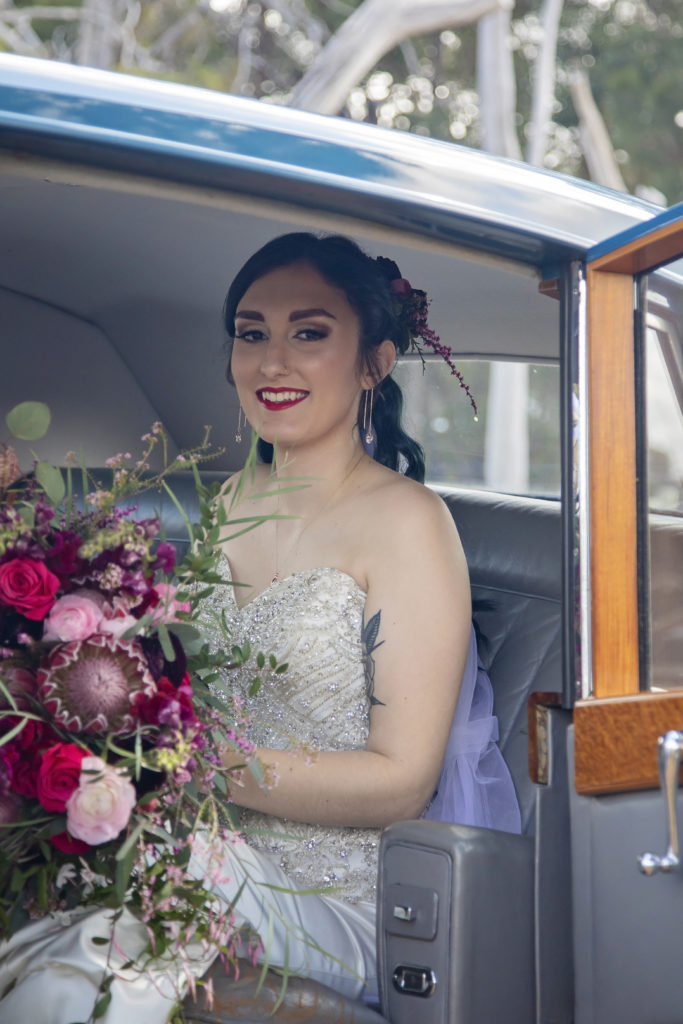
[259, 335, 289, 378]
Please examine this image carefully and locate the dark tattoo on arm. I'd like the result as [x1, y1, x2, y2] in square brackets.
[362, 609, 385, 707]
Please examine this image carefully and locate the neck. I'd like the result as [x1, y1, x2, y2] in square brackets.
[270, 435, 367, 515]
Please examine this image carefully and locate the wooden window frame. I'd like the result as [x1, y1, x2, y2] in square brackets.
[573, 212, 683, 795]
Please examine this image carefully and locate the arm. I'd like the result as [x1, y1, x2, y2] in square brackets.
[224, 486, 471, 829]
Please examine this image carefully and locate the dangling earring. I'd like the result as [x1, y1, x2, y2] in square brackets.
[235, 405, 245, 443]
[362, 388, 376, 455]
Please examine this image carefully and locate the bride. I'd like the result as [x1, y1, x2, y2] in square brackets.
[192, 232, 520, 1005]
[0, 232, 519, 1022]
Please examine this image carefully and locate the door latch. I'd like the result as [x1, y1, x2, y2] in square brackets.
[639, 730, 683, 875]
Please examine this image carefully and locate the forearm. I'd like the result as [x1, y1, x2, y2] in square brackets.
[224, 745, 433, 828]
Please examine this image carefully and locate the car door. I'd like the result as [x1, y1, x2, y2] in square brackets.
[569, 205, 683, 1024]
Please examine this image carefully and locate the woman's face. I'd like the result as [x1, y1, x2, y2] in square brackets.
[231, 261, 370, 452]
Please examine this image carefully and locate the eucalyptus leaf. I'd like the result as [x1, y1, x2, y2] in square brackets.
[35, 461, 66, 506]
[6, 401, 50, 441]
[157, 622, 175, 661]
[167, 622, 201, 644]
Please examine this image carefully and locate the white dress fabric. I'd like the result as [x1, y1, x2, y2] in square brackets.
[0, 562, 520, 1021]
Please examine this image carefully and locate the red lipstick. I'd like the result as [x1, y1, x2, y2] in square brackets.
[256, 387, 309, 411]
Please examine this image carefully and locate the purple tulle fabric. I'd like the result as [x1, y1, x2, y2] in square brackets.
[422, 626, 522, 834]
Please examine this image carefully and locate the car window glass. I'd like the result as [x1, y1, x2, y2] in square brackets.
[395, 357, 560, 496]
[643, 259, 683, 690]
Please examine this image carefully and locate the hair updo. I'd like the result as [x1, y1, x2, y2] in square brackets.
[224, 232, 425, 483]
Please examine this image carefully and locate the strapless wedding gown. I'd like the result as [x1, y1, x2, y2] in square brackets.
[0, 563, 520, 1021]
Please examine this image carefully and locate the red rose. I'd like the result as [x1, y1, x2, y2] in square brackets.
[36, 742, 88, 812]
[9, 756, 41, 799]
[50, 831, 90, 854]
[0, 558, 60, 621]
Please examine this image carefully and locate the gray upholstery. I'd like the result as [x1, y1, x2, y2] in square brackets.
[437, 486, 563, 835]
[378, 821, 534, 1024]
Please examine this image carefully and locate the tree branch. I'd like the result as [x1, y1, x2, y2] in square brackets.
[569, 69, 627, 191]
[290, 0, 510, 114]
[477, 8, 521, 158]
[526, 0, 564, 166]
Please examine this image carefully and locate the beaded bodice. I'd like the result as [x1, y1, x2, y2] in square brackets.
[199, 559, 380, 904]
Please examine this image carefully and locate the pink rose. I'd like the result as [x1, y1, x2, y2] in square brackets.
[147, 583, 191, 625]
[43, 593, 104, 643]
[66, 756, 136, 845]
[36, 742, 88, 812]
[0, 558, 60, 621]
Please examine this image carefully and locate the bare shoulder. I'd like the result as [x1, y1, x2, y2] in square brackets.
[354, 464, 467, 587]
[363, 465, 460, 546]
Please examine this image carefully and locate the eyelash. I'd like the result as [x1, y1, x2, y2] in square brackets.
[234, 327, 328, 343]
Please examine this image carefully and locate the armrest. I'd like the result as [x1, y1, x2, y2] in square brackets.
[377, 820, 534, 1024]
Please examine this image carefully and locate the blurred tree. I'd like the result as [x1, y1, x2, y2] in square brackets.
[0, 0, 680, 202]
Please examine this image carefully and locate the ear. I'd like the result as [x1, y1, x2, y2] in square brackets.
[361, 339, 396, 388]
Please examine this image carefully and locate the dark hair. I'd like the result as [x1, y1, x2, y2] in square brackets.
[224, 233, 425, 482]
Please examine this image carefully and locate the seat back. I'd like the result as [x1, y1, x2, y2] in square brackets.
[435, 487, 563, 834]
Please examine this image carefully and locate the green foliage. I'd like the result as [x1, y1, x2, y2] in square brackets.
[5, 401, 50, 441]
[2, 1, 679, 202]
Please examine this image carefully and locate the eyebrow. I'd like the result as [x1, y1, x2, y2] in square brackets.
[234, 308, 337, 322]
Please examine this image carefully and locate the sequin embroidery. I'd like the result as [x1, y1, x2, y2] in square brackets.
[199, 559, 380, 904]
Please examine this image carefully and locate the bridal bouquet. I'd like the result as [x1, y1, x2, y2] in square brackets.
[0, 403, 278, 1017]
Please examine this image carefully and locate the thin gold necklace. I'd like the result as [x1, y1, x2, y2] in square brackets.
[271, 451, 365, 584]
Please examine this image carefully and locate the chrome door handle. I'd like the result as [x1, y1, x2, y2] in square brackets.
[639, 730, 683, 875]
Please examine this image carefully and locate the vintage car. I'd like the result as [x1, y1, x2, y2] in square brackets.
[0, 52, 682, 1024]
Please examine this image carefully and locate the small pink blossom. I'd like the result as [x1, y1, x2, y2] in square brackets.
[66, 756, 136, 845]
[148, 583, 191, 625]
[43, 593, 104, 642]
[98, 610, 139, 639]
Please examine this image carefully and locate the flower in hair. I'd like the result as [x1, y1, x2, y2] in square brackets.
[383, 266, 478, 418]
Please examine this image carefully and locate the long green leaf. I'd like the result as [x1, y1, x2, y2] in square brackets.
[157, 621, 175, 661]
[162, 479, 194, 544]
[115, 820, 145, 863]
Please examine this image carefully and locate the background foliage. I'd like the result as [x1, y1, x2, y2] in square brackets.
[1, 0, 681, 202]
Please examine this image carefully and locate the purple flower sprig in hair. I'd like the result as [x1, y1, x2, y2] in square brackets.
[389, 278, 478, 419]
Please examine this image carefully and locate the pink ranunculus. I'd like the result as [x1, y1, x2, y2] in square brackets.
[66, 756, 137, 845]
[43, 593, 104, 643]
[0, 558, 60, 621]
[36, 742, 88, 812]
[147, 583, 191, 625]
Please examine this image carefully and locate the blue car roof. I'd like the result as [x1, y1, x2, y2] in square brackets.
[0, 54, 661, 272]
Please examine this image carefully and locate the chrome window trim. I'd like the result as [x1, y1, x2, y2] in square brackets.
[576, 268, 593, 699]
